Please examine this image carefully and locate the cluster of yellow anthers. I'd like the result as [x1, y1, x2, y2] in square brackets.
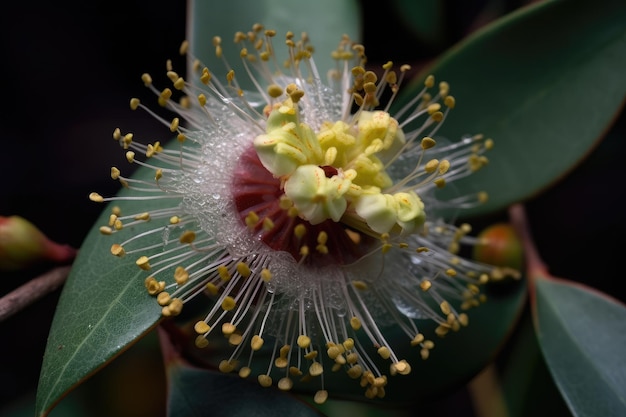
[89, 25, 516, 403]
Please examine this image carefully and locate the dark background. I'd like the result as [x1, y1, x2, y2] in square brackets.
[0, 0, 623, 416]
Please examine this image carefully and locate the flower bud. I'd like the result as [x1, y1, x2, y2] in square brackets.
[0, 216, 77, 270]
[473, 223, 523, 271]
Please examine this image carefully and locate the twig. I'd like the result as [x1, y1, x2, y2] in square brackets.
[0, 265, 71, 321]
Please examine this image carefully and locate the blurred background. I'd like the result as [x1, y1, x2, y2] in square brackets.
[1, 0, 624, 416]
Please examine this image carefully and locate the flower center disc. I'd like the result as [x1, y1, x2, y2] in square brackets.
[232, 146, 374, 266]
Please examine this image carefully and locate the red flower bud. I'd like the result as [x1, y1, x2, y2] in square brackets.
[0, 216, 76, 270]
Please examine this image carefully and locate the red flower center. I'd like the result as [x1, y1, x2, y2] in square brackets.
[232, 146, 374, 266]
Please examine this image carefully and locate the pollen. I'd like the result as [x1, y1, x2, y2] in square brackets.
[221, 296, 236, 311]
[135, 256, 151, 271]
[236, 261, 251, 278]
[174, 266, 189, 285]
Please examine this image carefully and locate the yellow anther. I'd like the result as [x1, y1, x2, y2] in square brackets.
[420, 280, 432, 291]
[167, 71, 178, 81]
[485, 138, 494, 150]
[424, 74, 435, 88]
[205, 282, 218, 295]
[226, 70, 235, 85]
[327, 346, 342, 360]
[347, 365, 363, 379]
[245, 211, 259, 228]
[194, 335, 209, 348]
[169, 216, 180, 224]
[420, 348, 430, 360]
[219, 360, 235, 373]
[438, 159, 451, 175]
[444, 95, 456, 109]
[377, 346, 391, 360]
[309, 362, 323, 376]
[278, 377, 293, 391]
[435, 325, 450, 337]
[99, 226, 112, 235]
[141, 73, 152, 86]
[439, 81, 450, 97]
[427, 103, 441, 115]
[287, 367, 301, 377]
[157, 292, 171, 306]
[221, 322, 236, 335]
[304, 350, 318, 360]
[170, 118, 180, 132]
[314, 390, 328, 405]
[257, 375, 272, 388]
[274, 356, 288, 368]
[352, 281, 368, 290]
[421, 137, 436, 149]
[279, 344, 290, 358]
[478, 191, 489, 203]
[221, 296, 236, 311]
[155, 169, 163, 181]
[229, 333, 243, 345]
[198, 93, 207, 106]
[411, 333, 425, 346]
[130, 98, 140, 110]
[236, 261, 251, 278]
[293, 224, 306, 239]
[261, 268, 272, 282]
[108, 214, 118, 226]
[89, 192, 104, 203]
[251, 335, 264, 351]
[173, 77, 185, 90]
[174, 266, 189, 285]
[122, 133, 133, 149]
[424, 159, 439, 173]
[440, 301, 451, 316]
[113, 219, 123, 230]
[136, 256, 150, 271]
[179, 230, 196, 244]
[445, 268, 457, 277]
[218, 265, 231, 281]
[350, 317, 362, 330]
[125, 151, 135, 163]
[238, 367, 251, 378]
[134, 212, 150, 221]
[291, 333, 310, 349]
[391, 360, 411, 376]
[110, 244, 125, 257]
[179, 40, 189, 55]
[431, 111, 444, 122]
[262, 217, 274, 231]
[267, 84, 283, 98]
[434, 178, 446, 188]
[194, 321, 210, 334]
[459, 313, 469, 326]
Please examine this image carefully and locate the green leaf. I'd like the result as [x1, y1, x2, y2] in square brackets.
[167, 360, 323, 417]
[188, 0, 361, 89]
[389, 0, 446, 47]
[533, 277, 626, 416]
[396, 0, 626, 218]
[35, 164, 166, 417]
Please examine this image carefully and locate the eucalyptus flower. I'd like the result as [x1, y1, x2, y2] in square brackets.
[90, 25, 514, 403]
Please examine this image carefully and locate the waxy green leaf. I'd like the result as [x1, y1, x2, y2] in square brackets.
[396, 0, 626, 218]
[35, 164, 166, 417]
[534, 277, 626, 417]
[167, 360, 323, 417]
